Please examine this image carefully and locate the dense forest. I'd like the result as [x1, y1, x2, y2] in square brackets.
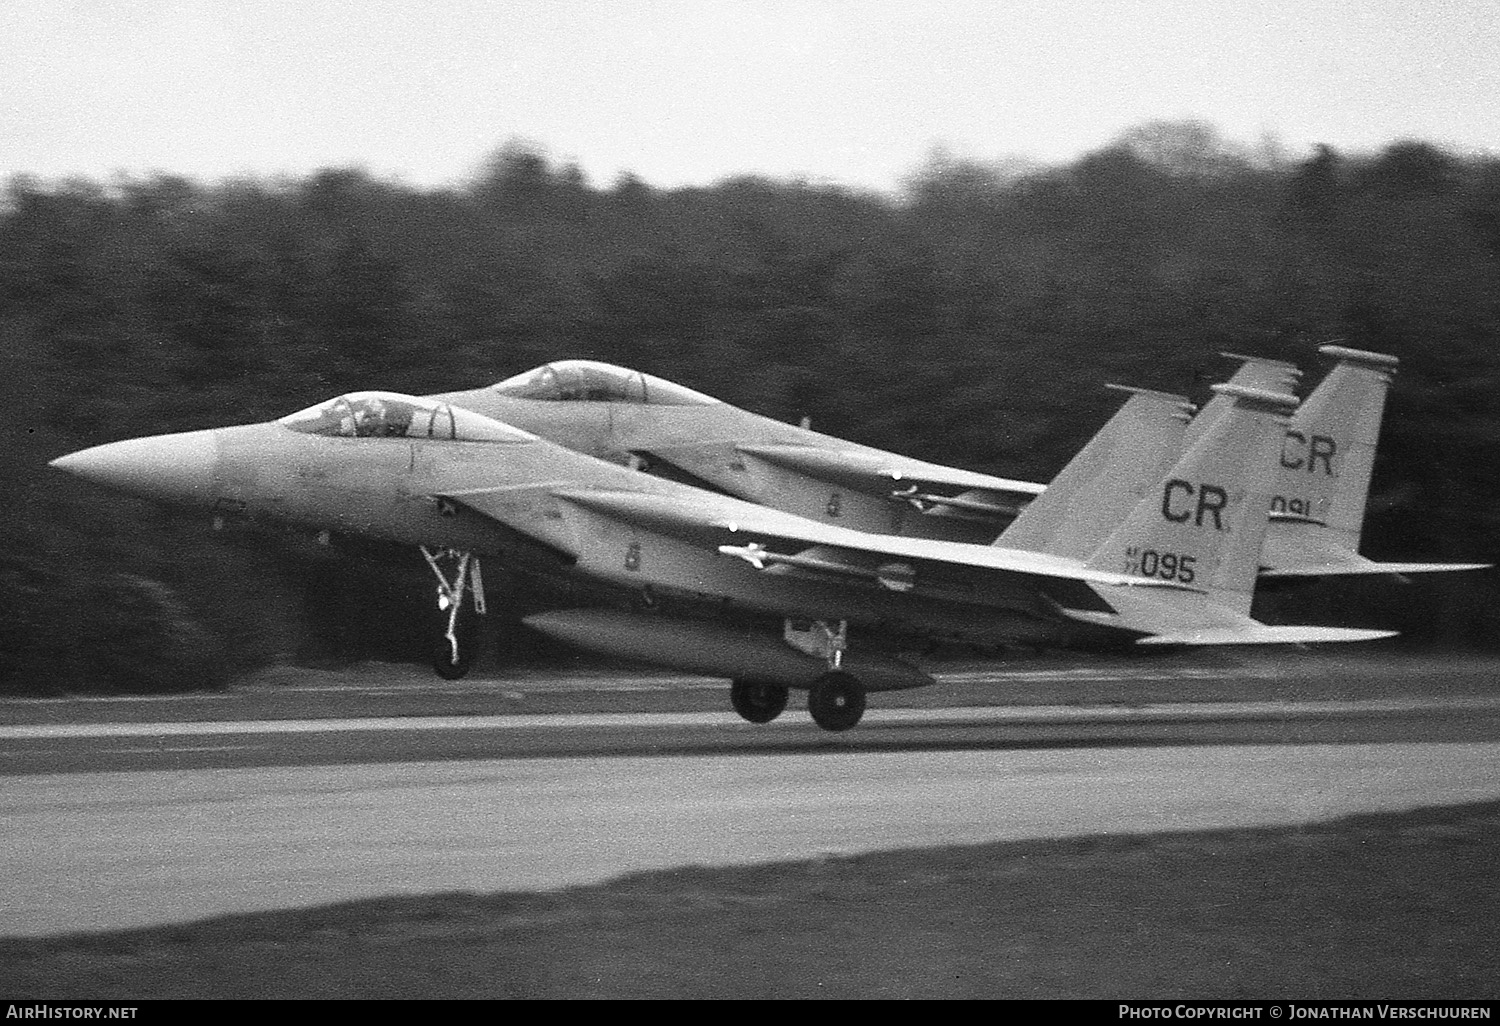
[3, 121, 1498, 694]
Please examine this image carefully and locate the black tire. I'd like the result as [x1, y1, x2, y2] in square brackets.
[730, 680, 790, 724]
[432, 602, 485, 680]
[807, 671, 866, 732]
[433, 638, 473, 680]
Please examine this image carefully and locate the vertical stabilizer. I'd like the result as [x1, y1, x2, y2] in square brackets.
[1269, 345, 1398, 557]
[997, 386, 1194, 559]
[1182, 354, 1302, 452]
[1086, 384, 1299, 615]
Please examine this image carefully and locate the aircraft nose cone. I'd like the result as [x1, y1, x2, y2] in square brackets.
[50, 429, 219, 506]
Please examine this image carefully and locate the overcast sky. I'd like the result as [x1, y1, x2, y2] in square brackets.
[5, 0, 1498, 193]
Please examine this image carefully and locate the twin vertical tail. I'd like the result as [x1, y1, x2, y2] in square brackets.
[1022, 377, 1397, 644]
[1085, 384, 1299, 617]
[999, 351, 1422, 645]
[1027, 347, 1426, 582]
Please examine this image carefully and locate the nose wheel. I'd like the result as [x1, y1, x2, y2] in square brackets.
[433, 631, 476, 680]
[422, 547, 486, 679]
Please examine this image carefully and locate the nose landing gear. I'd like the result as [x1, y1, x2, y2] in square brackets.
[421, 546, 486, 679]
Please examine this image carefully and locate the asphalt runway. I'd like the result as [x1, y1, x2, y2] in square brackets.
[5, 695, 1500, 774]
[4, 694, 1500, 937]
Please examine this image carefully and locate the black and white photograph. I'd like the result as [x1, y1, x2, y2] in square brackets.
[2, 0, 1498, 1003]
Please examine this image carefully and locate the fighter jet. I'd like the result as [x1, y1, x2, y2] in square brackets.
[51, 377, 1398, 731]
[433, 346, 1488, 578]
[430, 360, 1043, 543]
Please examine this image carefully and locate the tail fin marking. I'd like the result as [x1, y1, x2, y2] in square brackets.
[1085, 384, 1299, 616]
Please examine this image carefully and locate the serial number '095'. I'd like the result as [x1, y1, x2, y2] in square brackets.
[1123, 547, 1197, 583]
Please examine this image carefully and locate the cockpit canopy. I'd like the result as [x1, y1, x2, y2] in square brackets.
[278, 391, 535, 443]
[491, 360, 720, 406]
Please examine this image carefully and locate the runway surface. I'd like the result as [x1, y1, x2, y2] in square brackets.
[4, 692, 1500, 936]
[5, 742, 1500, 937]
[6, 695, 1500, 774]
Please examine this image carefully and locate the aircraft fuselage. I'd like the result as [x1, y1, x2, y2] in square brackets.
[58, 420, 1099, 648]
[432, 388, 1006, 543]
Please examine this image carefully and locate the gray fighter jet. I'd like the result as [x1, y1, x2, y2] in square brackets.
[52, 377, 1397, 731]
[430, 361, 1042, 543]
[431, 345, 1487, 578]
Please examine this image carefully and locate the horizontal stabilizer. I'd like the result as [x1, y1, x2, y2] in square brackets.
[1136, 626, 1399, 646]
[1050, 584, 1396, 647]
[1262, 559, 1492, 578]
[1260, 524, 1492, 577]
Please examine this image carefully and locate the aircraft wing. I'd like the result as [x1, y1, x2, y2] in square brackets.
[437, 484, 1396, 649]
[731, 444, 1044, 514]
[433, 481, 585, 565]
[544, 487, 1153, 590]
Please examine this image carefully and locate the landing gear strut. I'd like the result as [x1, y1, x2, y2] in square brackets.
[421, 546, 486, 679]
[784, 618, 868, 731]
[730, 680, 790, 723]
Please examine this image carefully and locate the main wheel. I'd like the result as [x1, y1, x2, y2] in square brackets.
[807, 671, 866, 732]
[730, 680, 790, 724]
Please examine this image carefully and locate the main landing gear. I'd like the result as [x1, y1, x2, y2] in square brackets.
[726, 620, 868, 731]
[728, 671, 863, 732]
[786, 618, 868, 733]
[730, 680, 790, 723]
[807, 671, 866, 733]
[421, 546, 486, 679]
